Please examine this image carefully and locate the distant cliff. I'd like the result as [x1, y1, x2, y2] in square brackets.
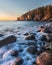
[17, 5, 52, 21]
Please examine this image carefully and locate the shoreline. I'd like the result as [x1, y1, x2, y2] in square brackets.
[0, 22, 52, 65]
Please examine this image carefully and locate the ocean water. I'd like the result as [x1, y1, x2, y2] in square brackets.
[0, 21, 50, 29]
[0, 21, 51, 65]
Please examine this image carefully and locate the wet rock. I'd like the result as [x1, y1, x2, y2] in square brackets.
[36, 48, 45, 55]
[44, 42, 52, 50]
[32, 61, 36, 65]
[36, 50, 52, 65]
[36, 30, 41, 32]
[24, 33, 29, 36]
[36, 50, 42, 55]
[47, 34, 52, 42]
[40, 35, 47, 41]
[25, 57, 31, 61]
[40, 33, 52, 42]
[39, 25, 45, 32]
[45, 48, 52, 51]
[29, 33, 36, 35]
[42, 34, 52, 50]
[18, 33, 21, 35]
[27, 46, 37, 54]
[44, 23, 52, 33]
[18, 48, 23, 53]
[13, 57, 23, 65]
[25, 34, 35, 40]
[40, 33, 52, 50]
[0, 35, 16, 47]
[36, 46, 46, 55]
[44, 27, 52, 33]
[11, 50, 18, 57]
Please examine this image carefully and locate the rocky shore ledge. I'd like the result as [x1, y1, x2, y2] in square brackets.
[0, 23, 52, 65]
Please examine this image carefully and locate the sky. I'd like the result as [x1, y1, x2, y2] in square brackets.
[0, 0, 52, 20]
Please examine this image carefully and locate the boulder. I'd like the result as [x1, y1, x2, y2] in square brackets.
[27, 46, 37, 54]
[25, 34, 35, 40]
[11, 50, 18, 57]
[13, 57, 23, 65]
[0, 35, 16, 47]
[36, 50, 52, 65]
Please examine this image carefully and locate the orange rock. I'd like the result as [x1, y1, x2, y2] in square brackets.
[36, 50, 52, 65]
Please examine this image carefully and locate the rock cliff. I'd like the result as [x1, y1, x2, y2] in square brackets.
[17, 5, 52, 21]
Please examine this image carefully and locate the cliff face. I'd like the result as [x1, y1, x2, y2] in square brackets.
[17, 5, 52, 21]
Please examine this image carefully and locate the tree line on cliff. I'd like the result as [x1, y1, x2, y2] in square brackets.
[17, 5, 52, 21]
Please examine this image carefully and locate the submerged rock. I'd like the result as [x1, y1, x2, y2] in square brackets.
[0, 35, 16, 47]
[18, 48, 23, 53]
[13, 57, 23, 65]
[11, 50, 18, 57]
[25, 34, 35, 40]
[32, 61, 36, 65]
[27, 46, 37, 54]
[36, 50, 52, 65]
[24, 33, 29, 36]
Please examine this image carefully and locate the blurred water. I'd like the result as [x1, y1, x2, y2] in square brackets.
[0, 21, 52, 65]
[0, 21, 50, 30]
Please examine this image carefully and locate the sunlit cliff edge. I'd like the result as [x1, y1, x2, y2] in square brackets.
[17, 5, 52, 21]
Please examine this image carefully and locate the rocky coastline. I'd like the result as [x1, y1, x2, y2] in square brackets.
[0, 23, 52, 65]
[17, 5, 52, 21]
